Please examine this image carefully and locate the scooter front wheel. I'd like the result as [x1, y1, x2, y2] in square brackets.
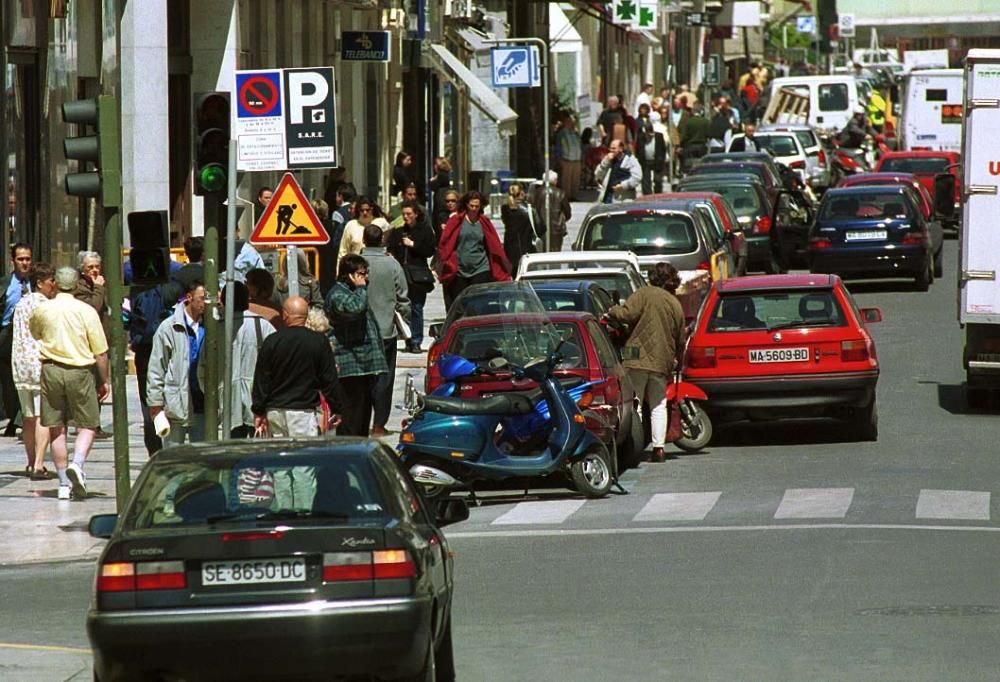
[570, 447, 613, 498]
[674, 402, 713, 453]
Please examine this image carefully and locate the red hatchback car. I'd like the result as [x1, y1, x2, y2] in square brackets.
[684, 274, 882, 440]
[425, 311, 645, 470]
[874, 151, 961, 228]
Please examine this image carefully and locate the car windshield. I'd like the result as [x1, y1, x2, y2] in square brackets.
[533, 289, 585, 313]
[706, 290, 847, 332]
[121, 450, 399, 531]
[448, 320, 587, 369]
[445, 281, 551, 329]
[690, 164, 766, 183]
[527, 274, 631, 303]
[819, 192, 913, 221]
[793, 131, 817, 149]
[582, 213, 698, 255]
[879, 157, 950, 174]
[755, 135, 798, 156]
[681, 184, 762, 217]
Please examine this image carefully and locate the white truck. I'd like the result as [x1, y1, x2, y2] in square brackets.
[957, 50, 1000, 401]
[899, 68, 963, 152]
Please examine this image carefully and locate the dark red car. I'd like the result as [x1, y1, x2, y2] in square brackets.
[425, 311, 645, 470]
[874, 151, 961, 227]
[684, 274, 882, 440]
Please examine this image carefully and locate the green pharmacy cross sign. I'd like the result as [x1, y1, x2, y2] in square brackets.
[612, 0, 657, 29]
[616, 0, 637, 21]
[638, 5, 655, 27]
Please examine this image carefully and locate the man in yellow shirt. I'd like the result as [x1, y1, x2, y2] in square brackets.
[29, 267, 109, 500]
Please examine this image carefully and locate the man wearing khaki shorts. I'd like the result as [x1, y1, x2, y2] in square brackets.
[29, 267, 109, 500]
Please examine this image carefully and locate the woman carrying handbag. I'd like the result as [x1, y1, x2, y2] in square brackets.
[387, 200, 437, 353]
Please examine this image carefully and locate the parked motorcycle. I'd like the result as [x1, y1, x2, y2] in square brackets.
[668, 369, 712, 452]
[398, 334, 614, 500]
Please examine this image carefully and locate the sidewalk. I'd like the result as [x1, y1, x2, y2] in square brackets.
[0, 199, 597, 567]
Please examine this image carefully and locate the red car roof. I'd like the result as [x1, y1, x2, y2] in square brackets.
[879, 150, 960, 160]
[445, 311, 593, 331]
[644, 191, 723, 201]
[717, 274, 836, 292]
[838, 172, 921, 186]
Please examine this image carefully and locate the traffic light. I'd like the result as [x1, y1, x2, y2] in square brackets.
[128, 210, 171, 285]
[816, 0, 838, 54]
[193, 92, 231, 196]
[62, 96, 120, 204]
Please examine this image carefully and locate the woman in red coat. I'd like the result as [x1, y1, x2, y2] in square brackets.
[437, 190, 511, 309]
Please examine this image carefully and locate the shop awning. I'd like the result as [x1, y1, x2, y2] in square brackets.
[423, 43, 518, 135]
[551, 3, 583, 54]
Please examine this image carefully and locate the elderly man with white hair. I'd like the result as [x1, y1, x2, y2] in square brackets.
[29, 267, 109, 500]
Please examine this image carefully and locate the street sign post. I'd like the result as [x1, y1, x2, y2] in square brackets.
[250, 173, 331, 246]
[796, 16, 816, 34]
[283, 67, 337, 168]
[839, 13, 856, 39]
[703, 55, 722, 87]
[490, 47, 541, 88]
[235, 70, 285, 172]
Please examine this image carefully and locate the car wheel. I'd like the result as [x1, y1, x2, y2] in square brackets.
[570, 447, 613, 498]
[435, 613, 456, 681]
[851, 400, 878, 442]
[914, 262, 931, 292]
[674, 402, 713, 452]
[934, 247, 944, 279]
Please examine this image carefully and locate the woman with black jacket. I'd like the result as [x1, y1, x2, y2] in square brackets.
[387, 200, 437, 353]
[500, 183, 541, 275]
[391, 151, 418, 197]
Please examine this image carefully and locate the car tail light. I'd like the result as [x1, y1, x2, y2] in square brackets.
[901, 232, 926, 245]
[810, 237, 832, 249]
[425, 345, 443, 392]
[841, 340, 869, 362]
[136, 561, 187, 590]
[322, 550, 417, 582]
[789, 160, 805, 169]
[687, 346, 716, 369]
[754, 215, 771, 235]
[696, 261, 711, 272]
[98, 561, 187, 592]
[323, 552, 374, 581]
[818, 149, 827, 167]
[374, 550, 417, 579]
[576, 392, 594, 408]
[97, 562, 136, 592]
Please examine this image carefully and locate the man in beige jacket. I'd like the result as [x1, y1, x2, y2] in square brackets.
[605, 262, 686, 462]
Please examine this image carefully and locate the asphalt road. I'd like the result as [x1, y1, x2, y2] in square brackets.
[4, 239, 1000, 680]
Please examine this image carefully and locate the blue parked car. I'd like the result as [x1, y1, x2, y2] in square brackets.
[808, 185, 935, 290]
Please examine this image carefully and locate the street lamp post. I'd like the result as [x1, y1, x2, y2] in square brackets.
[483, 37, 552, 252]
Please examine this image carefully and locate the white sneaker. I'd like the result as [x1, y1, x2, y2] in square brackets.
[66, 463, 87, 500]
[57, 485, 71, 500]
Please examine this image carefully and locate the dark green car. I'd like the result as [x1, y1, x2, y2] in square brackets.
[87, 438, 468, 681]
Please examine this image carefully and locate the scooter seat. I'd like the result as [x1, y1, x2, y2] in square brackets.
[420, 393, 536, 416]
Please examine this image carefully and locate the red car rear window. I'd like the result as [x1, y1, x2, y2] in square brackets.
[447, 321, 588, 369]
[706, 290, 847, 332]
[879, 157, 950, 174]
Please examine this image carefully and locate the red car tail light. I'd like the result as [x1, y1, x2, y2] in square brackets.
[97, 562, 136, 592]
[135, 561, 187, 590]
[789, 160, 805, 169]
[687, 346, 716, 369]
[425, 344, 444, 392]
[818, 149, 827, 167]
[810, 237, 832, 249]
[373, 550, 417, 579]
[901, 232, 927, 245]
[841, 340, 869, 362]
[754, 215, 772, 235]
[323, 552, 375, 582]
[696, 261, 711, 272]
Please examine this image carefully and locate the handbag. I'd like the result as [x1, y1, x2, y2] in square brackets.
[527, 205, 544, 253]
[394, 310, 412, 340]
[402, 239, 436, 291]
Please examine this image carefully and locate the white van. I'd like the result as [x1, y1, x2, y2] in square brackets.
[898, 68, 963, 152]
[768, 75, 863, 133]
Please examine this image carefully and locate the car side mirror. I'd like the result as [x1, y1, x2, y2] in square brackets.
[429, 322, 444, 339]
[89, 513, 118, 539]
[933, 173, 956, 219]
[860, 307, 882, 323]
[435, 498, 470, 527]
[487, 356, 509, 371]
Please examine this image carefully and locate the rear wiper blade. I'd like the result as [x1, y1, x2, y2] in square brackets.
[767, 319, 835, 332]
[256, 510, 351, 521]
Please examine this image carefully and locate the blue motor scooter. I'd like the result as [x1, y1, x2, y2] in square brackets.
[398, 347, 614, 499]
[409, 352, 601, 451]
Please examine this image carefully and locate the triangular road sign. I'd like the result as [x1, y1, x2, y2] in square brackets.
[249, 173, 330, 245]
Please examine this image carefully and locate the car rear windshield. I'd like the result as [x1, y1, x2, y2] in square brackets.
[690, 164, 766, 183]
[582, 213, 698, 255]
[819, 192, 913, 221]
[755, 135, 798, 156]
[818, 83, 849, 112]
[707, 290, 847, 332]
[793, 131, 817, 149]
[448, 321, 587, 369]
[879, 157, 950, 174]
[535, 290, 585, 313]
[683, 184, 761, 217]
[122, 452, 400, 531]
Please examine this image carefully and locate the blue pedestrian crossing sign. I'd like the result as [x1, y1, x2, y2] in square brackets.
[796, 16, 816, 34]
[490, 47, 541, 88]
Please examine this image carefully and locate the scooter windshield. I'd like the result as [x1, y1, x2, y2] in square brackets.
[444, 281, 561, 367]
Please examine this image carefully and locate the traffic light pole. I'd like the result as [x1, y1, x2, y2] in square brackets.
[203, 197, 221, 441]
[222, 141, 238, 437]
[96, 95, 131, 510]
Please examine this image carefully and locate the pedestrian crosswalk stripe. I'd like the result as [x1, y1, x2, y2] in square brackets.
[491, 499, 587, 525]
[774, 488, 854, 519]
[915, 489, 991, 521]
[633, 492, 722, 522]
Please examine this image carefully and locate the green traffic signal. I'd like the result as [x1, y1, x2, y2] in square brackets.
[198, 163, 227, 193]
